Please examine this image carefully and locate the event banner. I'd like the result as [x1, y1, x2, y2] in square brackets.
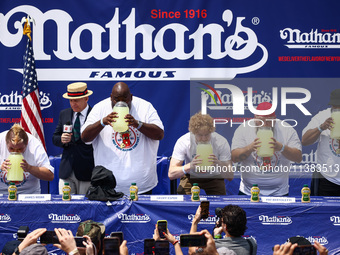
[0, 0, 339, 160]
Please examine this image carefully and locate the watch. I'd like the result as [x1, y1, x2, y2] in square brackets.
[14, 247, 20, 255]
[69, 249, 79, 255]
[137, 120, 143, 130]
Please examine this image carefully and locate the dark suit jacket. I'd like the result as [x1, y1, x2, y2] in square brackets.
[52, 107, 94, 181]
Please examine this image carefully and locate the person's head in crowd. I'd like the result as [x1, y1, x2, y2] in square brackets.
[20, 244, 47, 255]
[189, 112, 215, 144]
[221, 205, 247, 237]
[5, 124, 29, 153]
[1, 240, 21, 255]
[63, 82, 93, 113]
[254, 102, 276, 128]
[110, 82, 133, 109]
[76, 220, 105, 255]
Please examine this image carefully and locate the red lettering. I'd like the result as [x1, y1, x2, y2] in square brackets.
[150, 9, 181, 19]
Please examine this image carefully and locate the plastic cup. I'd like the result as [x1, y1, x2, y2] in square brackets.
[7, 152, 24, 181]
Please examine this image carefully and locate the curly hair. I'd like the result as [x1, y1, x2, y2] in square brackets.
[188, 112, 215, 134]
[221, 205, 247, 237]
[6, 124, 28, 146]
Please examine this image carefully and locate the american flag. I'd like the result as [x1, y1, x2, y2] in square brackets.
[20, 26, 46, 150]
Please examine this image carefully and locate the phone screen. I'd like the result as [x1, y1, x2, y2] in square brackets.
[180, 234, 207, 247]
[103, 237, 120, 255]
[40, 230, 59, 244]
[157, 220, 167, 239]
[74, 236, 86, 247]
[293, 245, 317, 255]
[110, 232, 123, 245]
[154, 240, 169, 255]
[144, 238, 155, 255]
[200, 201, 210, 219]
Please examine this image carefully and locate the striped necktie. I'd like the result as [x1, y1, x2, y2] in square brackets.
[74, 112, 81, 141]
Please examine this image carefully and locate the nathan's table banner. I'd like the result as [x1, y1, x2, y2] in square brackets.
[0, 196, 340, 254]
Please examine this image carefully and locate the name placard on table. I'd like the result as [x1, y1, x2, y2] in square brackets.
[18, 194, 51, 201]
[150, 195, 184, 201]
[261, 196, 296, 203]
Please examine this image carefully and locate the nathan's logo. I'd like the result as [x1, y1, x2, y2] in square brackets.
[0, 90, 52, 111]
[48, 213, 81, 223]
[2, 6, 268, 80]
[330, 216, 340, 226]
[112, 127, 140, 151]
[259, 215, 292, 225]
[0, 214, 11, 223]
[280, 28, 340, 49]
[188, 214, 216, 224]
[306, 236, 328, 245]
[200, 84, 311, 116]
[118, 213, 151, 223]
[329, 139, 340, 157]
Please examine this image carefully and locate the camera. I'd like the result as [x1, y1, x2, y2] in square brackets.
[200, 201, 210, 219]
[157, 220, 167, 239]
[214, 207, 223, 228]
[180, 234, 207, 247]
[17, 226, 29, 241]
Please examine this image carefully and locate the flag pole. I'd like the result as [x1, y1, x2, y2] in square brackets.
[20, 15, 47, 151]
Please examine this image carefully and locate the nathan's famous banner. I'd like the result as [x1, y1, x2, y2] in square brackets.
[0, 0, 339, 158]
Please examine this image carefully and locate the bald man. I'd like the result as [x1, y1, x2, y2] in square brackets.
[82, 82, 164, 195]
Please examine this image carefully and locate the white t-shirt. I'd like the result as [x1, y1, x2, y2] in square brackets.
[302, 108, 340, 184]
[231, 120, 302, 196]
[171, 132, 231, 178]
[0, 131, 54, 194]
[82, 96, 164, 194]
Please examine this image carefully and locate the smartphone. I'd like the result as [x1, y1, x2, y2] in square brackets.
[154, 240, 169, 255]
[144, 238, 155, 255]
[293, 245, 317, 255]
[40, 230, 59, 244]
[103, 237, 120, 255]
[180, 234, 207, 247]
[74, 236, 86, 247]
[157, 220, 167, 239]
[110, 231, 124, 245]
[200, 201, 210, 219]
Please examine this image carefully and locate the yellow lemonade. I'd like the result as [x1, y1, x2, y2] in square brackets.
[7, 152, 24, 181]
[196, 143, 213, 166]
[112, 102, 129, 133]
[331, 110, 340, 139]
[257, 127, 274, 157]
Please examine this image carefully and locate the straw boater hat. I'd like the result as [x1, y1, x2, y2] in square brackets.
[63, 82, 93, 99]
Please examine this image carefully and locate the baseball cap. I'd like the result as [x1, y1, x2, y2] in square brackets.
[256, 102, 276, 117]
[1, 240, 21, 255]
[76, 220, 105, 244]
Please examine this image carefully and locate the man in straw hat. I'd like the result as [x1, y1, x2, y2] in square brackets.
[52, 82, 94, 194]
[302, 88, 340, 196]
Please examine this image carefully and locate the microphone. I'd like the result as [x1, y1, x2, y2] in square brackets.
[63, 121, 73, 133]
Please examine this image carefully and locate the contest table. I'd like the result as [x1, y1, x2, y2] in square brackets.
[0, 195, 340, 254]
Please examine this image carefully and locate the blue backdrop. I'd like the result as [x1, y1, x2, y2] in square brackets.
[0, 0, 339, 160]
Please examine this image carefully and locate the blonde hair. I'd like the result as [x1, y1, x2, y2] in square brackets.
[188, 112, 215, 134]
[6, 124, 28, 145]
